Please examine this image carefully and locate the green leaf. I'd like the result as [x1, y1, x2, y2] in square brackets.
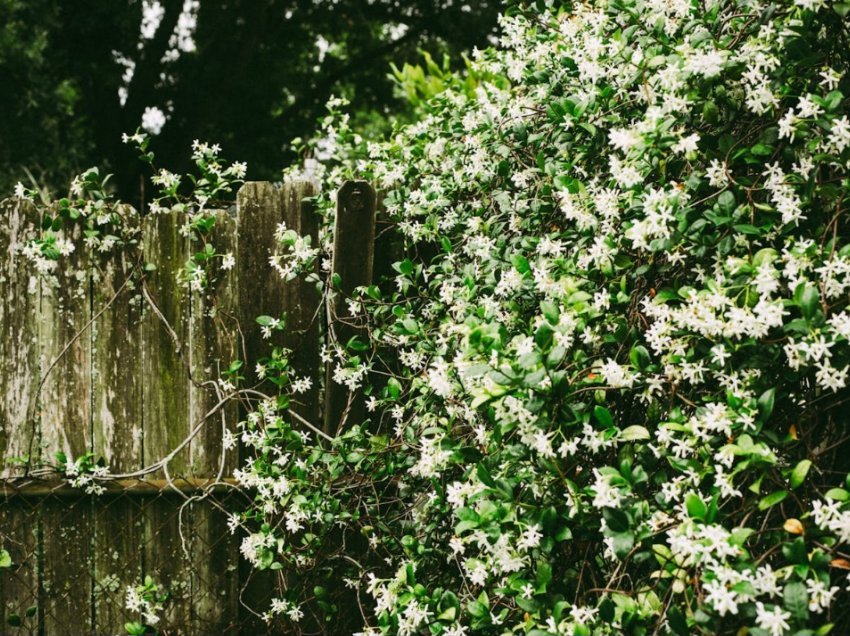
[790, 459, 812, 489]
[758, 388, 776, 421]
[667, 606, 689, 636]
[593, 405, 613, 427]
[386, 377, 401, 399]
[540, 300, 560, 324]
[603, 507, 630, 533]
[758, 490, 788, 510]
[783, 580, 809, 621]
[825, 488, 850, 501]
[795, 283, 820, 321]
[629, 345, 650, 370]
[685, 492, 707, 520]
[611, 532, 634, 559]
[620, 425, 650, 441]
[0, 549, 11, 569]
[125, 621, 146, 636]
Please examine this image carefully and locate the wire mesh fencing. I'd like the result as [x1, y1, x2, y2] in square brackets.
[0, 478, 276, 635]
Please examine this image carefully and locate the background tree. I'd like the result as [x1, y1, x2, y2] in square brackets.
[0, 0, 501, 204]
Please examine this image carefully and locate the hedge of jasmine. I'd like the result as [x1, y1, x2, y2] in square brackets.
[233, 0, 850, 634]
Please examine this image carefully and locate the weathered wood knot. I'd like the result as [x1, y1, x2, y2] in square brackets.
[347, 187, 366, 212]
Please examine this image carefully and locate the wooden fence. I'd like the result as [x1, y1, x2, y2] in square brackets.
[0, 179, 377, 635]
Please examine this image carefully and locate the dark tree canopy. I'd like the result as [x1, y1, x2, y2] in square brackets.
[0, 0, 501, 202]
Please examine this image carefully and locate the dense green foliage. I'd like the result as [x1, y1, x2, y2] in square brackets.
[235, 1, 850, 634]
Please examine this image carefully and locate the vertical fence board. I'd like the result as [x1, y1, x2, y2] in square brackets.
[188, 209, 240, 631]
[281, 181, 322, 430]
[142, 210, 190, 477]
[91, 205, 144, 632]
[0, 500, 39, 635]
[236, 182, 285, 386]
[189, 209, 239, 478]
[324, 181, 376, 436]
[38, 215, 93, 635]
[93, 496, 144, 634]
[41, 498, 92, 635]
[142, 495, 194, 632]
[235, 182, 284, 631]
[141, 210, 193, 628]
[39, 220, 92, 465]
[0, 199, 39, 477]
[189, 497, 241, 634]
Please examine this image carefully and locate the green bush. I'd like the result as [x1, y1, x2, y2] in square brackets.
[241, 0, 850, 634]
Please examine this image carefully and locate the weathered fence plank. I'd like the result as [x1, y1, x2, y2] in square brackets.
[188, 497, 241, 634]
[41, 498, 93, 634]
[235, 182, 285, 633]
[92, 497, 144, 633]
[92, 205, 143, 472]
[142, 496, 194, 631]
[189, 209, 239, 479]
[90, 206, 145, 633]
[37, 214, 94, 635]
[142, 209, 191, 478]
[281, 180, 322, 430]
[236, 182, 286, 388]
[324, 181, 377, 436]
[0, 199, 39, 478]
[188, 209, 241, 631]
[39, 217, 92, 466]
[141, 210, 194, 629]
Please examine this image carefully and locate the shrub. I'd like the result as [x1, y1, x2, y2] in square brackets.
[243, 1, 850, 634]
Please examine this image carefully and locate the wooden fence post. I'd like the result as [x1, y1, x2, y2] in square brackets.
[323, 181, 377, 437]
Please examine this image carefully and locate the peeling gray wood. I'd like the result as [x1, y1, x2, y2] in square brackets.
[236, 182, 286, 388]
[281, 180, 322, 432]
[37, 206, 94, 635]
[0, 199, 40, 478]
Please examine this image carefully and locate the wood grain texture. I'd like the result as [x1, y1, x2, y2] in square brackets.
[187, 210, 241, 631]
[142, 210, 190, 478]
[281, 181, 322, 431]
[37, 209, 94, 635]
[0, 199, 40, 478]
[235, 183, 285, 632]
[324, 181, 377, 436]
[236, 182, 285, 389]
[189, 209, 239, 479]
[38, 214, 92, 467]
